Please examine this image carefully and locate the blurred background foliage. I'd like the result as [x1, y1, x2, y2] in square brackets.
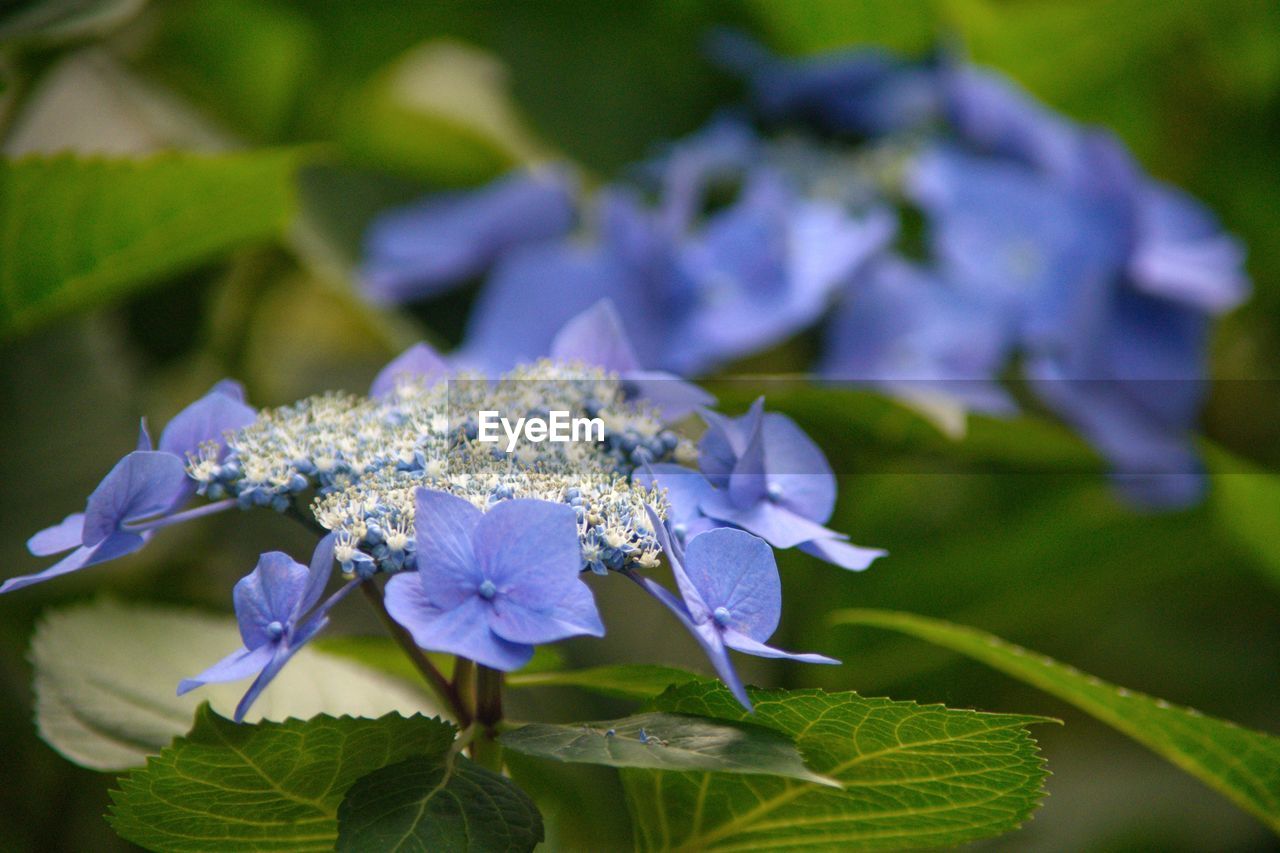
[0, 0, 1278, 850]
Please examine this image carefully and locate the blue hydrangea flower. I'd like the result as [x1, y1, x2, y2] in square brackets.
[8, 382, 255, 593]
[360, 167, 577, 305]
[636, 506, 837, 710]
[640, 398, 885, 571]
[708, 29, 940, 137]
[821, 256, 1016, 419]
[179, 534, 354, 721]
[550, 299, 715, 420]
[384, 489, 605, 671]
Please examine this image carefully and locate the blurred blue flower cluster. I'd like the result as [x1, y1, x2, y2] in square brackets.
[361, 34, 1249, 508]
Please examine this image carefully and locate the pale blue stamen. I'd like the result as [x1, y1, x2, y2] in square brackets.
[478, 579, 497, 600]
[713, 606, 732, 626]
[265, 620, 285, 641]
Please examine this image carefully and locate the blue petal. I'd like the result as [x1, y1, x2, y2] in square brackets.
[299, 533, 337, 616]
[721, 628, 840, 665]
[384, 574, 534, 671]
[370, 343, 451, 398]
[759, 413, 837, 523]
[158, 382, 256, 460]
[136, 418, 153, 451]
[233, 552, 310, 648]
[700, 491, 844, 550]
[1, 545, 94, 593]
[698, 397, 765, 488]
[361, 167, 577, 305]
[549, 299, 641, 373]
[472, 500, 584, 611]
[634, 465, 715, 533]
[682, 527, 781, 643]
[643, 505, 705, 618]
[942, 65, 1080, 174]
[177, 643, 275, 695]
[796, 538, 885, 572]
[709, 30, 939, 137]
[726, 404, 768, 509]
[1129, 182, 1249, 313]
[413, 488, 484, 609]
[490, 578, 605, 645]
[457, 240, 647, 374]
[27, 512, 85, 556]
[632, 571, 751, 711]
[82, 451, 192, 545]
[622, 371, 717, 422]
[821, 256, 1017, 415]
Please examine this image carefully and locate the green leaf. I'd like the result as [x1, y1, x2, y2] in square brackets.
[745, 0, 939, 55]
[501, 712, 837, 787]
[506, 663, 700, 699]
[0, 0, 145, 44]
[336, 755, 543, 853]
[621, 681, 1054, 851]
[107, 705, 455, 852]
[32, 598, 444, 770]
[833, 608, 1280, 834]
[1206, 443, 1280, 589]
[0, 150, 301, 336]
[340, 40, 549, 184]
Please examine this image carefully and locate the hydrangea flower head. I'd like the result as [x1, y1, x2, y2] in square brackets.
[384, 490, 605, 671]
[639, 506, 836, 710]
[179, 534, 353, 721]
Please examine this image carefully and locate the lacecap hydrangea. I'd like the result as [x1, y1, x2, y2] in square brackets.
[7, 303, 880, 717]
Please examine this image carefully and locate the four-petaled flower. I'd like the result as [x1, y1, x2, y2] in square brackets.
[641, 398, 885, 571]
[385, 489, 605, 671]
[636, 506, 837, 710]
[7, 381, 254, 593]
[179, 534, 353, 721]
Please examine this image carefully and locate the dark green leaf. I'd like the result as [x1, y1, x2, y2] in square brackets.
[506, 663, 700, 699]
[1206, 443, 1280, 589]
[501, 712, 836, 787]
[621, 681, 1054, 851]
[336, 755, 543, 852]
[0, 150, 301, 336]
[834, 608, 1280, 834]
[107, 705, 455, 852]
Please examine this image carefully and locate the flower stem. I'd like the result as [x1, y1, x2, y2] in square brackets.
[472, 665, 505, 772]
[359, 579, 471, 728]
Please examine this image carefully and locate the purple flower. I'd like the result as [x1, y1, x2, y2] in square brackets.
[360, 167, 577, 305]
[7, 382, 254, 593]
[636, 507, 837, 710]
[640, 399, 885, 571]
[699, 398, 884, 569]
[179, 534, 354, 721]
[550, 300, 714, 420]
[821, 257, 1016, 417]
[370, 342, 451, 398]
[384, 490, 604, 671]
[708, 30, 939, 138]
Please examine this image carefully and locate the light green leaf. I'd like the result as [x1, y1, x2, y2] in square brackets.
[336, 755, 543, 853]
[0, 0, 144, 44]
[501, 712, 837, 787]
[622, 681, 1054, 851]
[1206, 443, 1280, 589]
[341, 40, 551, 184]
[108, 705, 455, 852]
[32, 598, 443, 770]
[833, 608, 1280, 834]
[506, 664, 700, 699]
[745, 0, 939, 55]
[0, 149, 301, 336]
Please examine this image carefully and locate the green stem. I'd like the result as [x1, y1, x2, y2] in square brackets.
[472, 665, 505, 772]
[359, 579, 471, 728]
